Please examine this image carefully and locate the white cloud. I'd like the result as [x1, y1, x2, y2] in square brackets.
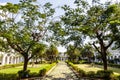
[0, 2, 6, 5]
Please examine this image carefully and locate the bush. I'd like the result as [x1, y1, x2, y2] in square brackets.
[18, 70, 30, 79]
[78, 60, 88, 64]
[67, 61, 86, 77]
[78, 69, 86, 77]
[117, 75, 120, 80]
[96, 70, 113, 79]
[29, 72, 39, 77]
[67, 61, 120, 79]
[0, 73, 18, 80]
[87, 71, 96, 78]
[39, 68, 47, 76]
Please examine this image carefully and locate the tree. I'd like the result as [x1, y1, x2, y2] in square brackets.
[46, 44, 59, 63]
[66, 45, 80, 62]
[61, 0, 120, 70]
[0, 0, 55, 72]
[80, 44, 94, 63]
[32, 43, 46, 64]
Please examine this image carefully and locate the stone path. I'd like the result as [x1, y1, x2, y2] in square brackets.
[43, 61, 79, 80]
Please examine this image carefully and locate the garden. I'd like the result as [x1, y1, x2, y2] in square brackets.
[0, 63, 56, 80]
[0, 0, 120, 79]
[67, 61, 120, 80]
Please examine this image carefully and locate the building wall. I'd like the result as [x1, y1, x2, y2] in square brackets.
[0, 51, 23, 65]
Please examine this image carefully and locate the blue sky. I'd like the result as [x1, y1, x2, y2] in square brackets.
[0, 0, 75, 17]
[0, 0, 118, 17]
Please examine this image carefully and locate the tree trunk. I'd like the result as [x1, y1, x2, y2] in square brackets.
[41, 58, 42, 63]
[23, 57, 28, 71]
[102, 53, 107, 70]
[36, 58, 38, 63]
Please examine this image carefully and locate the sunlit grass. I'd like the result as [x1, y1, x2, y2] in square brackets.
[0, 64, 52, 74]
[75, 64, 120, 75]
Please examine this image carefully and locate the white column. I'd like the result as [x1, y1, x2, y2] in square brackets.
[11, 57, 13, 64]
[16, 57, 19, 63]
[1, 55, 6, 65]
[7, 56, 10, 64]
[9, 56, 12, 64]
[14, 57, 16, 64]
[18, 57, 20, 63]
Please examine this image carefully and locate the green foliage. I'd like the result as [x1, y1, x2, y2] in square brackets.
[0, 63, 56, 79]
[61, 0, 120, 71]
[67, 61, 120, 79]
[66, 45, 80, 62]
[18, 70, 30, 79]
[87, 71, 96, 78]
[0, 73, 18, 80]
[32, 43, 46, 62]
[80, 44, 94, 62]
[67, 61, 86, 77]
[78, 60, 88, 64]
[0, 0, 55, 71]
[96, 70, 113, 79]
[39, 68, 47, 76]
[78, 69, 86, 77]
[0, 2, 19, 13]
[46, 44, 58, 63]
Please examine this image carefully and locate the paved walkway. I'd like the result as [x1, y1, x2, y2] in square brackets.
[43, 61, 79, 80]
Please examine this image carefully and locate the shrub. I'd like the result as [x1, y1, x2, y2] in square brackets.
[78, 69, 86, 77]
[96, 70, 113, 79]
[117, 75, 120, 80]
[0, 73, 18, 80]
[18, 70, 30, 79]
[39, 68, 47, 76]
[78, 60, 88, 64]
[87, 71, 96, 78]
[29, 72, 39, 77]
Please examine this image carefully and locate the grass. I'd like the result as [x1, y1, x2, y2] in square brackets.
[75, 64, 120, 75]
[0, 64, 53, 74]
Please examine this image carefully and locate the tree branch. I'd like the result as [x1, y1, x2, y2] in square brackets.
[6, 38, 24, 55]
[28, 54, 35, 60]
[105, 40, 113, 49]
[26, 42, 34, 54]
[92, 42, 101, 53]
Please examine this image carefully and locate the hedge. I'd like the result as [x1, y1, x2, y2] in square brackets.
[67, 61, 120, 80]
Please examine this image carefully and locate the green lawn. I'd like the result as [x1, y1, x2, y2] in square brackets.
[0, 64, 52, 74]
[75, 64, 120, 75]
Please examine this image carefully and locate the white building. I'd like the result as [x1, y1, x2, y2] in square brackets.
[108, 49, 120, 60]
[59, 52, 68, 61]
[94, 49, 120, 64]
[0, 51, 23, 65]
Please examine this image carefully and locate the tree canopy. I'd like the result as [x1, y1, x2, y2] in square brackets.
[0, 0, 55, 72]
[57, 0, 120, 70]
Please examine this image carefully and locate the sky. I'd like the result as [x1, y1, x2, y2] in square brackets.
[0, 0, 75, 17]
[0, 0, 119, 52]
